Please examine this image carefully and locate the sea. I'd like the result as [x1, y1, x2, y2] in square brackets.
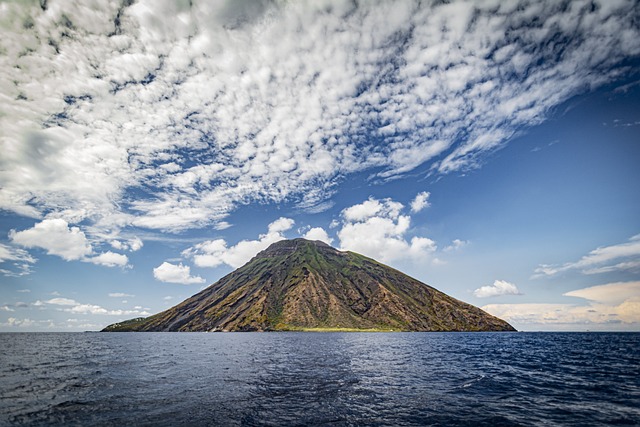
[1, 332, 639, 426]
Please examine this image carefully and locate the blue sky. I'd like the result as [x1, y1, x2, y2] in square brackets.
[1, 0, 639, 331]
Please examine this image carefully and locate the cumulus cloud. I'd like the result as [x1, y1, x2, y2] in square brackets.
[268, 217, 295, 234]
[9, 218, 130, 268]
[110, 237, 143, 252]
[153, 261, 205, 284]
[87, 251, 129, 267]
[410, 192, 430, 213]
[534, 234, 640, 277]
[474, 280, 522, 298]
[302, 227, 333, 245]
[337, 196, 436, 264]
[342, 198, 399, 222]
[0, 0, 637, 236]
[184, 217, 294, 269]
[9, 219, 92, 261]
[483, 280, 640, 328]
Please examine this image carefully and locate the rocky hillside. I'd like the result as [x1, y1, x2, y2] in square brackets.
[103, 239, 515, 332]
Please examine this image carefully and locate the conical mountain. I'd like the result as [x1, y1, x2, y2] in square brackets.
[103, 239, 515, 332]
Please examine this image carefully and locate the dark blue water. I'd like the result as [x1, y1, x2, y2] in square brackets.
[1, 332, 639, 426]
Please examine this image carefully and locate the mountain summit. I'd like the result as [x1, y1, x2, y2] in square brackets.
[103, 239, 515, 332]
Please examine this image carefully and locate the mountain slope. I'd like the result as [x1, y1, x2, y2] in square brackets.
[103, 239, 515, 332]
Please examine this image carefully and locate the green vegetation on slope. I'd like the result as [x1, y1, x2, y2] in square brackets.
[103, 239, 515, 332]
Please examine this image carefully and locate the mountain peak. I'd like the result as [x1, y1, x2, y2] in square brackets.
[104, 240, 515, 332]
[256, 238, 336, 258]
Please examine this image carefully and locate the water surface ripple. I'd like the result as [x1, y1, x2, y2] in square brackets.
[1, 332, 638, 426]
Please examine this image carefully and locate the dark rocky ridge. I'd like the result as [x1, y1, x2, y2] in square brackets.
[103, 239, 515, 332]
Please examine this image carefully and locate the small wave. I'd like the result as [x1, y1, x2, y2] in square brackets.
[460, 374, 487, 389]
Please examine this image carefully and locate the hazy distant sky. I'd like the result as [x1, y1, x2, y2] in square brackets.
[1, 0, 639, 331]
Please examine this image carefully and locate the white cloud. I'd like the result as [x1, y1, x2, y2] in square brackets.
[9, 218, 130, 268]
[337, 197, 436, 264]
[302, 227, 333, 245]
[343, 198, 387, 222]
[0, 243, 36, 276]
[16, 289, 31, 293]
[184, 217, 294, 269]
[410, 191, 430, 213]
[109, 293, 135, 298]
[1, 1, 637, 233]
[444, 239, 469, 252]
[46, 298, 78, 306]
[64, 304, 112, 315]
[109, 240, 124, 251]
[129, 237, 143, 251]
[215, 222, 232, 231]
[1, 305, 15, 312]
[153, 261, 205, 284]
[474, 280, 522, 298]
[0, 265, 34, 277]
[268, 217, 295, 234]
[0, 243, 36, 264]
[91, 251, 131, 268]
[87, 251, 129, 268]
[110, 237, 143, 252]
[9, 219, 92, 261]
[535, 234, 640, 277]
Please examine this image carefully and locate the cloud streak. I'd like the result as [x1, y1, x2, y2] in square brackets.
[535, 234, 640, 277]
[1, 0, 638, 241]
[0, 243, 36, 277]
